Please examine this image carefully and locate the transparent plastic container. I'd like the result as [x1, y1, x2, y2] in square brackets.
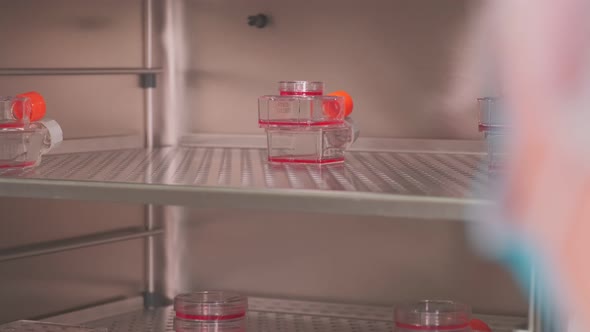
[265, 119, 358, 164]
[395, 300, 472, 332]
[478, 97, 507, 131]
[173, 291, 247, 332]
[0, 92, 46, 129]
[0, 119, 63, 168]
[0, 96, 31, 128]
[258, 95, 346, 127]
[279, 81, 324, 96]
[0, 320, 107, 332]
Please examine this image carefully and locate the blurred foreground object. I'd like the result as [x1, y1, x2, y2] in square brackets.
[496, 0, 590, 326]
[462, 0, 590, 326]
[459, 0, 590, 328]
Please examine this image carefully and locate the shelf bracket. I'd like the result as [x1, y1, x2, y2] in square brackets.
[140, 73, 157, 89]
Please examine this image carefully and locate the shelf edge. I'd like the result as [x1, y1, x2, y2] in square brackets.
[0, 178, 491, 220]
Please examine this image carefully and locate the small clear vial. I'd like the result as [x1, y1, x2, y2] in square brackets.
[477, 97, 506, 131]
[394, 300, 471, 332]
[174, 291, 248, 332]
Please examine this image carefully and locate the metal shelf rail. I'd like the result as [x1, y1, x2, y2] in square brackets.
[44, 297, 526, 332]
[0, 68, 163, 76]
[0, 141, 491, 220]
[0, 228, 164, 263]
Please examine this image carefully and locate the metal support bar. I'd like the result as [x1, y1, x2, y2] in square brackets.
[0, 228, 164, 263]
[524, 266, 564, 332]
[524, 268, 538, 332]
[143, 0, 156, 149]
[0, 68, 163, 76]
[143, 0, 158, 304]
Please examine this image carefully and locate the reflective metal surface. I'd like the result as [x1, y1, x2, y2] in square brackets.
[0, 69, 163, 76]
[159, 0, 189, 147]
[164, 209, 527, 316]
[0, 145, 486, 195]
[0, 0, 144, 68]
[183, 0, 476, 139]
[46, 297, 526, 332]
[0, 199, 145, 324]
[0, 143, 489, 219]
[0, 75, 145, 139]
[0, 238, 144, 324]
[0, 228, 163, 263]
[0, 0, 161, 321]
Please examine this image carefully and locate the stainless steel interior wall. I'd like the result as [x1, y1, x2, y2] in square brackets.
[0, 199, 145, 324]
[165, 208, 527, 316]
[184, 0, 480, 139]
[0, 0, 148, 323]
[0, 0, 482, 140]
[0, 0, 147, 140]
[0, 76, 145, 139]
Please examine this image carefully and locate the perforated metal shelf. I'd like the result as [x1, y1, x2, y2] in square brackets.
[46, 297, 526, 332]
[0, 139, 491, 219]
